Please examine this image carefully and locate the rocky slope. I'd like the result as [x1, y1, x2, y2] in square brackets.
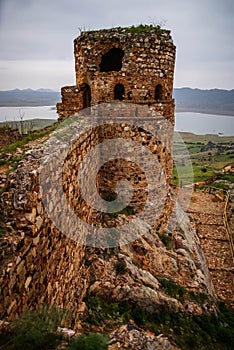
[0, 133, 233, 349]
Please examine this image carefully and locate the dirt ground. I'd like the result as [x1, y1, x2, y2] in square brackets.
[183, 188, 234, 307]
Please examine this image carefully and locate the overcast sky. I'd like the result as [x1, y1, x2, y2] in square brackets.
[0, 0, 233, 91]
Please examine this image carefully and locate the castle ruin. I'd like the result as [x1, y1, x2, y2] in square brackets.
[57, 26, 176, 123]
[56, 26, 177, 236]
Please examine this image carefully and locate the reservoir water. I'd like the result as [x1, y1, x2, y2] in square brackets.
[175, 112, 234, 136]
[0, 107, 234, 136]
[0, 106, 57, 122]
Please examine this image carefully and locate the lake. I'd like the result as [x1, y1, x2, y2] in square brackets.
[0, 106, 57, 122]
[0, 107, 234, 136]
[175, 112, 234, 136]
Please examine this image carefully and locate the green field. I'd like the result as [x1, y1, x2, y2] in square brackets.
[173, 132, 234, 185]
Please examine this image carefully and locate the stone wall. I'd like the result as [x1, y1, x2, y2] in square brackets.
[0, 146, 88, 326]
[0, 107, 217, 325]
[40, 103, 174, 245]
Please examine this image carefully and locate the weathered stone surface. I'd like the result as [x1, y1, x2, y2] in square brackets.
[57, 26, 176, 124]
[0, 139, 217, 328]
[0, 127, 20, 152]
[109, 322, 180, 350]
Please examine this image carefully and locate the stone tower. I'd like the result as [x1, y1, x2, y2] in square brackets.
[56, 26, 177, 240]
[57, 25, 176, 122]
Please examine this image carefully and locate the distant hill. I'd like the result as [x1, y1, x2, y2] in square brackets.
[0, 89, 61, 107]
[0, 88, 234, 115]
[173, 88, 234, 115]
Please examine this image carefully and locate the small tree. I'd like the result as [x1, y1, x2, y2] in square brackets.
[18, 109, 25, 136]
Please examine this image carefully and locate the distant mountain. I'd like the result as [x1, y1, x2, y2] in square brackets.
[173, 88, 234, 115]
[0, 88, 234, 115]
[0, 89, 61, 106]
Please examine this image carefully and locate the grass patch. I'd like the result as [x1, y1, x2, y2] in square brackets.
[67, 333, 109, 350]
[0, 159, 7, 166]
[157, 277, 186, 302]
[84, 296, 128, 326]
[1, 123, 58, 154]
[188, 291, 209, 304]
[0, 304, 68, 350]
[87, 24, 164, 36]
[211, 182, 229, 190]
[8, 156, 24, 171]
[124, 24, 162, 35]
[0, 122, 59, 175]
[218, 173, 234, 183]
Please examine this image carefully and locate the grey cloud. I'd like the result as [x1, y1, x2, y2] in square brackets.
[0, 0, 233, 89]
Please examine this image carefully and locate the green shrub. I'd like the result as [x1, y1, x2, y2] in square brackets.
[157, 277, 186, 302]
[0, 159, 7, 166]
[189, 291, 209, 304]
[212, 182, 229, 190]
[67, 333, 109, 350]
[219, 173, 234, 183]
[11, 304, 66, 350]
[84, 296, 123, 326]
[131, 305, 146, 326]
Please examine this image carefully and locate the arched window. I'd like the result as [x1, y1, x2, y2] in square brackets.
[81, 83, 91, 108]
[155, 84, 163, 100]
[99, 48, 124, 72]
[114, 84, 125, 100]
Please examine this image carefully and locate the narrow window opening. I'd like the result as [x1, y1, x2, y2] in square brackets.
[114, 84, 125, 100]
[155, 84, 163, 100]
[81, 83, 91, 108]
[99, 48, 124, 72]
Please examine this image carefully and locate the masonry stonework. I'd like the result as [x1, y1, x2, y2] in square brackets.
[57, 26, 176, 123]
[56, 27, 176, 234]
[0, 140, 217, 325]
